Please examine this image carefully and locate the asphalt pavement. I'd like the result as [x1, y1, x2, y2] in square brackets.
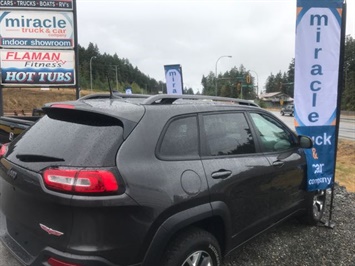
[0, 243, 19, 266]
[271, 111, 355, 141]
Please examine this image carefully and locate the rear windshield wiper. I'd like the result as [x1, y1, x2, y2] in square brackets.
[16, 154, 65, 162]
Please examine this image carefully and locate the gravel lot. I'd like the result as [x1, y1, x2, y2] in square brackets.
[0, 184, 354, 266]
[224, 184, 355, 266]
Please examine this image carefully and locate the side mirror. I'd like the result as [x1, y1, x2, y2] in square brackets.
[298, 135, 313, 149]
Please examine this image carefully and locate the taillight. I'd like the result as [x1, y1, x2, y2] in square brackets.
[0, 143, 9, 157]
[43, 168, 119, 194]
[48, 257, 82, 266]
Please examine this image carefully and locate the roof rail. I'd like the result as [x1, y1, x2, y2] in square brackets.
[114, 93, 151, 99]
[79, 93, 121, 100]
[79, 93, 150, 101]
[78, 93, 259, 107]
[142, 94, 259, 107]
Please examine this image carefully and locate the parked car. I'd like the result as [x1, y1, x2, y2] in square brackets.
[0, 108, 44, 144]
[280, 104, 294, 116]
[0, 94, 325, 266]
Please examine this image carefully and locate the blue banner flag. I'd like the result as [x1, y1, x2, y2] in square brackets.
[164, 64, 183, 95]
[294, 0, 344, 191]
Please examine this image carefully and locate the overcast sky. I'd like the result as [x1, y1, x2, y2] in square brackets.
[76, 0, 355, 94]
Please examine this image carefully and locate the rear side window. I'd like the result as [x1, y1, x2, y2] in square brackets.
[6, 111, 124, 172]
[203, 112, 255, 156]
[158, 116, 199, 159]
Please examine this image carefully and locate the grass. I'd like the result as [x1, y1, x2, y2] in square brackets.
[2, 88, 354, 192]
[335, 139, 355, 192]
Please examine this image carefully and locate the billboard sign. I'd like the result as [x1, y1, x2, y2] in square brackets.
[0, 0, 73, 10]
[0, 11, 74, 48]
[164, 64, 183, 95]
[1, 49, 76, 86]
[294, 0, 344, 191]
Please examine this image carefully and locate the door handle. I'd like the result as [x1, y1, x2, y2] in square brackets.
[211, 170, 232, 179]
[272, 160, 284, 167]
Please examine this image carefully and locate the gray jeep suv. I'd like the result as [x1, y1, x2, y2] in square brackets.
[0, 94, 325, 266]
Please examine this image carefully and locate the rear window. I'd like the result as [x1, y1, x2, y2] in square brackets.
[158, 115, 199, 160]
[6, 110, 124, 172]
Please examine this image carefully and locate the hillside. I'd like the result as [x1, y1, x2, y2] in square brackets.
[2, 88, 88, 115]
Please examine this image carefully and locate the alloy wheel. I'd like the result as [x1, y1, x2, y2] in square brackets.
[182, 250, 213, 266]
[313, 190, 326, 220]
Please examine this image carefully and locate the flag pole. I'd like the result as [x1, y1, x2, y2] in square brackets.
[324, 0, 347, 229]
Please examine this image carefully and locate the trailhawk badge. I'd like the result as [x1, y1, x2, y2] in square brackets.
[7, 169, 17, 180]
[39, 223, 64, 237]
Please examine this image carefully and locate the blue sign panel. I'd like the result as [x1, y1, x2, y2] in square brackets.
[164, 64, 183, 95]
[294, 0, 343, 191]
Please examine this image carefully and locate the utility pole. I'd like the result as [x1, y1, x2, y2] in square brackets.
[112, 65, 119, 91]
[90, 56, 96, 92]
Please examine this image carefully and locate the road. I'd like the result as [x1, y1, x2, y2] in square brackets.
[271, 111, 355, 141]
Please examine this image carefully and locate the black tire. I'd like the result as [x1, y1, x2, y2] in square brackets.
[161, 227, 222, 266]
[302, 190, 326, 225]
[290, 112, 294, 117]
[281, 111, 284, 116]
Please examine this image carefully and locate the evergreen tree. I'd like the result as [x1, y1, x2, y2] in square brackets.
[264, 34, 355, 111]
[77, 43, 163, 93]
[343, 35, 355, 111]
[201, 65, 256, 99]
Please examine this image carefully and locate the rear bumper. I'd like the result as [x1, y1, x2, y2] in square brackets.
[0, 213, 140, 266]
[0, 232, 140, 266]
[0, 209, 33, 266]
